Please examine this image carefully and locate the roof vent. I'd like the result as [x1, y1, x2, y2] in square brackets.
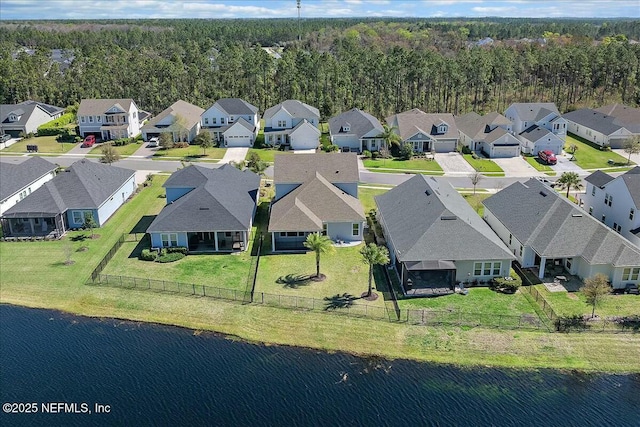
[572, 213, 582, 217]
[199, 207, 209, 210]
[425, 190, 431, 196]
[539, 191, 547, 197]
[440, 215, 457, 221]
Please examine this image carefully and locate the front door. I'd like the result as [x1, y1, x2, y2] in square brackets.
[423, 141, 430, 152]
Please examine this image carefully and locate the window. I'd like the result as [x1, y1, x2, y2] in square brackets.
[322, 223, 327, 236]
[605, 194, 612, 206]
[277, 120, 286, 127]
[371, 140, 377, 149]
[622, 268, 640, 281]
[602, 214, 606, 223]
[220, 118, 225, 124]
[591, 186, 596, 196]
[225, 232, 232, 237]
[298, 232, 306, 237]
[631, 209, 635, 221]
[588, 206, 593, 215]
[413, 142, 420, 151]
[473, 262, 500, 276]
[474, 263, 482, 276]
[97, 116, 101, 123]
[438, 124, 447, 134]
[161, 233, 178, 247]
[212, 118, 217, 125]
[566, 258, 572, 270]
[286, 232, 297, 237]
[352, 223, 360, 236]
[280, 232, 286, 237]
[72, 211, 84, 225]
[229, 116, 235, 122]
[508, 234, 512, 245]
[81, 116, 85, 123]
[492, 262, 501, 275]
[89, 116, 93, 123]
[204, 118, 209, 125]
[519, 245, 523, 257]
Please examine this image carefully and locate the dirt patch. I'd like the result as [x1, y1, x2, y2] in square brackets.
[360, 292, 379, 301]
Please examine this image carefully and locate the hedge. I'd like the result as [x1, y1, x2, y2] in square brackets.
[37, 113, 75, 135]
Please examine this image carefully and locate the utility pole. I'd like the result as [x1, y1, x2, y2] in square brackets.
[297, 0, 301, 41]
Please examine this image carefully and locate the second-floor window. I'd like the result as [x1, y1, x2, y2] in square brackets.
[277, 120, 286, 127]
[220, 118, 225, 124]
[97, 116, 101, 123]
[89, 116, 93, 123]
[81, 116, 85, 123]
[591, 186, 596, 196]
[204, 118, 209, 125]
[212, 118, 217, 124]
[589, 206, 593, 215]
[631, 209, 635, 221]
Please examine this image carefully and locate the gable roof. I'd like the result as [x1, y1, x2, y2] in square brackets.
[594, 104, 640, 133]
[268, 172, 364, 232]
[147, 164, 260, 233]
[78, 99, 137, 116]
[0, 157, 57, 202]
[519, 124, 555, 141]
[142, 100, 204, 131]
[376, 175, 514, 263]
[3, 160, 134, 217]
[328, 108, 384, 140]
[584, 170, 615, 188]
[222, 118, 255, 134]
[213, 98, 258, 116]
[263, 100, 320, 121]
[506, 103, 560, 122]
[456, 111, 513, 143]
[386, 109, 458, 141]
[563, 109, 627, 135]
[274, 153, 359, 184]
[483, 178, 640, 266]
[0, 101, 63, 127]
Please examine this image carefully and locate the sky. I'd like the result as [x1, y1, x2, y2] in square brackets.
[0, 0, 639, 20]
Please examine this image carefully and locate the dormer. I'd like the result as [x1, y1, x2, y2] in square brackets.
[341, 122, 351, 132]
[437, 122, 448, 134]
[8, 109, 24, 122]
[106, 103, 126, 114]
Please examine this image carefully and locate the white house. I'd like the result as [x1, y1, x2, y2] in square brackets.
[0, 157, 57, 216]
[504, 103, 566, 155]
[263, 100, 320, 150]
[386, 109, 459, 153]
[201, 98, 260, 147]
[518, 126, 564, 155]
[564, 106, 639, 149]
[582, 167, 640, 248]
[456, 111, 521, 158]
[141, 100, 204, 143]
[78, 99, 148, 141]
[328, 108, 384, 153]
[0, 101, 64, 137]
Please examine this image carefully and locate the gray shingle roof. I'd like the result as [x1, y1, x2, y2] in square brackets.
[456, 111, 513, 143]
[519, 124, 552, 141]
[263, 100, 320, 121]
[375, 175, 514, 263]
[483, 178, 640, 266]
[147, 164, 259, 232]
[584, 170, 615, 188]
[563, 109, 624, 135]
[78, 99, 137, 116]
[386, 109, 459, 141]
[268, 172, 364, 232]
[273, 153, 359, 184]
[0, 157, 56, 202]
[507, 103, 560, 121]
[3, 160, 134, 216]
[142, 100, 204, 132]
[1, 101, 63, 127]
[594, 104, 640, 133]
[214, 98, 258, 116]
[622, 167, 640, 208]
[328, 108, 383, 140]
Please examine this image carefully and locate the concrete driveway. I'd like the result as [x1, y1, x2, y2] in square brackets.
[220, 147, 248, 164]
[551, 153, 586, 176]
[131, 142, 160, 158]
[613, 148, 640, 166]
[492, 156, 542, 177]
[434, 152, 475, 175]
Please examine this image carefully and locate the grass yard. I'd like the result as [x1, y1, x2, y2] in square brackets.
[247, 147, 293, 163]
[254, 244, 387, 310]
[523, 155, 556, 175]
[534, 285, 640, 317]
[565, 133, 631, 169]
[462, 193, 490, 216]
[364, 158, 444, 173]
[152, 146, 226, 161]
[462, 154, 505, 175]
[89, 141, 143, 157]
[1, 135, 76, 154]
[359, 187, 388, 213]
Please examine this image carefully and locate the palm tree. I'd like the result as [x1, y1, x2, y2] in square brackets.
[303, 233, 335, 279]
[556, 171, 582, 198]
[377, 124, 401, 155]
[360, 243, 390, 298]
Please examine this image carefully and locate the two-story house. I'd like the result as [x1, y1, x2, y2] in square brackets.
[456, 111, 521, 158]
[328, 108, 384, 153]
[262, 100, 320, 150]
[385, 109, 459, 153]
[1, 100, 64, 138]
[78, 99, 148, 141]
[200, 98, 260, 147]
[504, 103, 566, 155]
[141, 100, 204, 143]
[563, 108, 634, 149]
[582, 167, 640, 248]
[268, 153, 365, 251]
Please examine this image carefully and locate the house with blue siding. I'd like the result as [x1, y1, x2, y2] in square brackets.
[146, 164, 260, 252]
[1, 160, 135, 238]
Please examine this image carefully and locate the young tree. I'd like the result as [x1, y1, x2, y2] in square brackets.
[469, 171, 483, 195]
[249, 160, 268, 177]
[399, 142, 414, 160]
[567, 143, 578, 161]
[303, 233, 335, 280]
[194, 130, 213, 155]
[83, 211, 98, 239]
[359, 243, 390, 299]
[556, 172, 582, 198]
[246, 151, 262, 170]
[581, 273, 610, 318]
[171, 114, 190, 142]
[100, 145, 120, 164]
[229, 160, 246, 170]
[622, 136, 640, 165]
[159, 132, 174, 150]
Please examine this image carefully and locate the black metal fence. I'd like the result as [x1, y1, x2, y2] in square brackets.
[520, 285, 558, 321]
[89, 234, 126, 282]
[403, 308, 547, 330]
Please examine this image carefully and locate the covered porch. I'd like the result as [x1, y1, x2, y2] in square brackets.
[187, 230, 248, 253]
[534, 253, 574, 281]
[1, 214, 66, 239]
[270, 231, 314, 252]
[398, 260, 456, 297]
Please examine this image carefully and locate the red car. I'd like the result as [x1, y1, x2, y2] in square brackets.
[538, 150, 557, 165]
[82, 135, 96, 148]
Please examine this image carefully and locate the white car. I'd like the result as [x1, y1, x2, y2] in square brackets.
[148, 137, 159, 148]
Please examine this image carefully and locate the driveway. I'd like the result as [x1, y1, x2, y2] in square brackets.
[551, 153, 586, 176]
[131, 142, 160, 159]
[612, 148, 640, 166]
[492, 157, 542, 178]
[65, 141, 92, 156]
[434, 152, 475, 175]
[220, 147, 248, 164]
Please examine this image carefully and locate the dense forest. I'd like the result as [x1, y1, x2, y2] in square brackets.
[1, 18, 639, 119]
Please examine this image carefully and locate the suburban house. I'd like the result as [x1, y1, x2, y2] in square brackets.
[1, 100, 64, 137]
[201, 98, 260, 147]
[582, 167, 640, 248]
[141, 100, 204, 143]
[78, 98, 149, 141]
[328, 108, 384, 153]
[385, 109, 459, 153]
[564, 104, 640, 149]
[0, 157, 57, 216]
[262, 100, 320, 150]
[483, 178, 640, 288]
[504, 103, 566, 154]
[456, 111, 521, 158]
[375, 175, 514, 296]
[268, 153, 365, 251]
[147, 165, 260, 252]
[1, 159, 136, 238]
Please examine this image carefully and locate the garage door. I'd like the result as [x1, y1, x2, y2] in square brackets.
[492, 145, 520, 158]
[609, 138, 627, 149]
[225, 135, 251, 147]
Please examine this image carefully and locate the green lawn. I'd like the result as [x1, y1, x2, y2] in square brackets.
[359, 187, 388, 214]
[565, 133, 631, 169]
[153, 146, 226, 161]
[462, 154, 505, 175]
[523, 155, 556, 175]
[1, 135, 76, 154]
[462, 193, 490, 216]
[89, 141, 143, 156]
[364, 158, 443, 173]
[247, 147, 293, 163]
[535, 285, 640, 317]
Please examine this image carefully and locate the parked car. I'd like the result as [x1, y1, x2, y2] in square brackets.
[1, 134, 11, 143]
[82, 135, 96, 148]
[535, 177, 557, 188]
[148, 137, 159, 148]
[538, 150, 557, 165]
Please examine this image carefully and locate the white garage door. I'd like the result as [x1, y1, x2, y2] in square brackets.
[491, 145, 520, 158]
[225, 135, 252, 147]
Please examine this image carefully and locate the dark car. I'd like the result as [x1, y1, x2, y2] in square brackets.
[538, 150, 557, 165]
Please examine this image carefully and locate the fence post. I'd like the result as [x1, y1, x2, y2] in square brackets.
[148, 278, 151, 289]
[163, 280, 165, 292]
[133, 277, 136, 288]
[119, 276, 122, 287]
[203, 285, 206, 297]
[192, 283, 195, 295]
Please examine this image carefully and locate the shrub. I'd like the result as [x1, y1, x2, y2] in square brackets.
[37, 113, 75, 135]
[461, 146, 472, 155]
[165, 246, 188, 255]
[323, 144, 339, 152]
[112, 138, 130, 146]
[174, 141, 190, 148]
[371, 151, 380, 159]
[399, 142, 413, 160]
[490, 270, 522, 293]
[156, 252, 185, 263]
[362, 150, 372, 159]
[471, 152, 480, 159]
[139, 249, 157, 261]
[555, 315, 587, 332]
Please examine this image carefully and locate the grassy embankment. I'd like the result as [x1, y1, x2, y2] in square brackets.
[1, 177, 639, 373]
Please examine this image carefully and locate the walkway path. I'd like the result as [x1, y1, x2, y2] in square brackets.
[220, 147, 248, 164]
